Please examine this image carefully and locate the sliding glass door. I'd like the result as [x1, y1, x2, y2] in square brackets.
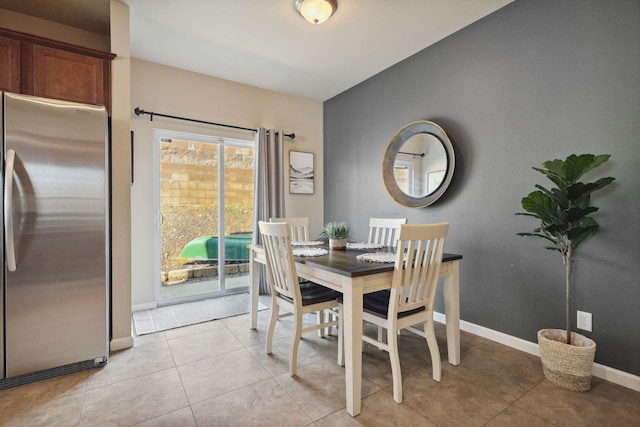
[155, 130, 254, 305]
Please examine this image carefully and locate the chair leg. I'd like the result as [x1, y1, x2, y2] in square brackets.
[317, 310, 326, 337]
[377, 326, 398, 350]
[326, 309, 337, 336]
[289, 311, 303, 376]
[337, 304, 344, 366]
[266, 299, 279, 354]
[388, 326, 403, 403]
[425, 319, 442, 381]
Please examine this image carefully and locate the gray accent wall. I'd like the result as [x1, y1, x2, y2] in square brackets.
[323, 0, 640, 376]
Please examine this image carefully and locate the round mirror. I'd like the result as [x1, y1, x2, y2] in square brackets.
[382, 120, 455, 208]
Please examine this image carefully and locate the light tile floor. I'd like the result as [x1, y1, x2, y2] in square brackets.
[1, 295, 639, 426]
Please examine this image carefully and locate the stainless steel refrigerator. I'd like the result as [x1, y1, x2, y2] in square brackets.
[0, 92, 109, 387]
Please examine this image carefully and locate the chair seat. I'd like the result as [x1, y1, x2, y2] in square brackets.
[339, 290, 425, 319]
[279, 282, 341, 306]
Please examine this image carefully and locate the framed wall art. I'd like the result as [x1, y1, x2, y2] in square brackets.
[289, 150, 314, 194]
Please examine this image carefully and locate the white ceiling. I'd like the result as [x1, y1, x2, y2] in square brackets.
[0, 0, 512, 101]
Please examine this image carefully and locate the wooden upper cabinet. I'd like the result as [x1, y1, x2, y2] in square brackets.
[0, 28, 115, 113]
[0, 35, 21, 92]
[30, 45, 108, 107]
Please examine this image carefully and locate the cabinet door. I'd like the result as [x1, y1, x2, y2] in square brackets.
[32, 45, 107, 107]
[0, 36, 21, 92]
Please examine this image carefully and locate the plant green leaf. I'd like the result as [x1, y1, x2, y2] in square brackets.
[566, 206, 598, 222]
[567, 177, 615, 202]
[323, 221, 350, 239]
[533, 166, 568, 189]
[516, 232, 558, 245]
[520, 191, 558, 221]
[540, 159, 566, 179]
[569, 217, 599, 250]
[563, 154, 612, 182]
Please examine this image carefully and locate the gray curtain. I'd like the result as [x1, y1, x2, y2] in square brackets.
[253, 128, 285, 294]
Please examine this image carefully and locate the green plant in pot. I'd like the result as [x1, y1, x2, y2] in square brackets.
[516, 154, 615, 392]
[321, 221, 350, 250]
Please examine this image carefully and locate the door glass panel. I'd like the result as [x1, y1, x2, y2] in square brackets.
[158, 135, 253, 304]
[223, 144, 254, 292]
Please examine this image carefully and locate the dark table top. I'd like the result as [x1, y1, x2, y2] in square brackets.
[293, 244, 462, 278]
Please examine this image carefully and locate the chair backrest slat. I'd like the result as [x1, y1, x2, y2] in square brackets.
[391, 223, 449, 317]
[270, 217, 309, 242]
[368, 217, 407, 247]
[259, 221, 301, 301]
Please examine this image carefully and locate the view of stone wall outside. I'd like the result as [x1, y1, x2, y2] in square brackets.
[160, 139, 254, 277]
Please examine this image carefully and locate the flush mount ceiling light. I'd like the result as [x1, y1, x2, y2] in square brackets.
[295, 0, 338, 25]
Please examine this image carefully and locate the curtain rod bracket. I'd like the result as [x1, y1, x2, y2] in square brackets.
[133, 107, 295, 140]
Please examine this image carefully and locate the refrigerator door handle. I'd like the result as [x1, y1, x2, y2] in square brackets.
[4, 148, 17, 272]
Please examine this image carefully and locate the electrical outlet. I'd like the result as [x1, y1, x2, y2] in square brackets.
[577, 310, 592, 332]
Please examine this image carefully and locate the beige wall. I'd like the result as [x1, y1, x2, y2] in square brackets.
[109, 0, 133, 351]
[0, 9, 109, 51]
[130, 59, 324, 307]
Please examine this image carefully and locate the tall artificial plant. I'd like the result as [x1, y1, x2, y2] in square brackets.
[516, 154, 615, 345]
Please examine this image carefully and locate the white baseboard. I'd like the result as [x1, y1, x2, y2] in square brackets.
[433, 311, 640, 393]
[132, 302, 157, 312]
[110, 336, 134, 352]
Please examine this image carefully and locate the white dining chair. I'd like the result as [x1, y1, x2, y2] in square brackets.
[368, 217, 407, 247]
[259, 221, 341, 376]
[368, 218, 408, 341]
[270, 217, 309, 242]
[338, 222, 449, 403]
[270, 216, 334, 335]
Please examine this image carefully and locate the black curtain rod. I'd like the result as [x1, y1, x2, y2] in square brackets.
[398, 151, 425, 158]
[133, 107, 295, 140]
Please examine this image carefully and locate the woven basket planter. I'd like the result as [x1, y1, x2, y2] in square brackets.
[537, 329, 596, 392]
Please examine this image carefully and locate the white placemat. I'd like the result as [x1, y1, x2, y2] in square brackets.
[291, 240, 324, 246]
[293, 247, 328, 257]
[356, 252, 396, 263]
[347, 242, 385, 249]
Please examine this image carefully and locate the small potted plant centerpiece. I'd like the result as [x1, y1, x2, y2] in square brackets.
[322, 221, 350, 250]
[516, 153, 615, 392]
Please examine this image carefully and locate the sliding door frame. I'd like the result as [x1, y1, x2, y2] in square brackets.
[152, 128, 254, 306]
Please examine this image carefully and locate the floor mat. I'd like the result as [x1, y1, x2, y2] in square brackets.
[132, 293, 268, 336]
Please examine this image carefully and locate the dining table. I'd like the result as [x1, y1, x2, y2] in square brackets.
[247, 242, 462, 417]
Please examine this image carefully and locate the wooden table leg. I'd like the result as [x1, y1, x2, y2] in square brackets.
[442, 260, 460, 365]
[344, 277, 363, 416]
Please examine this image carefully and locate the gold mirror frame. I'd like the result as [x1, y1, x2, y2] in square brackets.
[382, 120, 455, 208]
